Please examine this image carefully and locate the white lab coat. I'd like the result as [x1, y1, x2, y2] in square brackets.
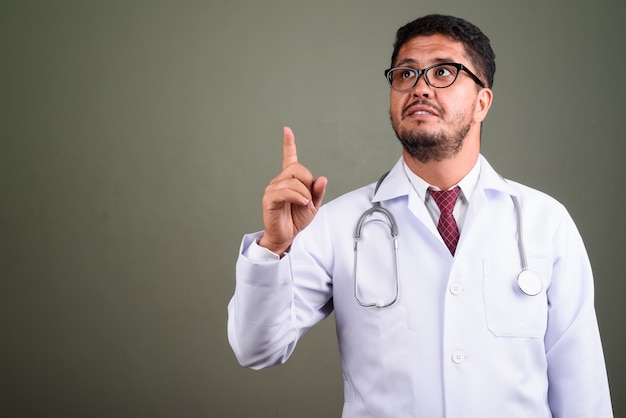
[228, 155, 613, 417]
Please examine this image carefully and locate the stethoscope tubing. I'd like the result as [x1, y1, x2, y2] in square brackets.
[354, 204, 400, 308]
[353, 172, 543, 308]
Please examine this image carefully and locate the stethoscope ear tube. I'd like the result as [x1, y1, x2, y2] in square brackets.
[353, 172, 399, 308]
[353, 206, 400, 308]
[354, 205, 398, 241]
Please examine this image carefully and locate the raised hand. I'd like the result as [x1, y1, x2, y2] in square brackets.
[258, 127, 328, 255]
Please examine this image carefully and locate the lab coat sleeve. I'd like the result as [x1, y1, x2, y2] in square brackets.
[227, 224, 334, 370]
[545, 208, 613, 416]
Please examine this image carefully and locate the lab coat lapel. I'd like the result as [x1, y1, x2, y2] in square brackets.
[372, 156, 518, 254]
[407, 186, 441, 239]
[372, 158, 445, 245]
[458, 184, 486, 252]
[457, 155, 518, 253]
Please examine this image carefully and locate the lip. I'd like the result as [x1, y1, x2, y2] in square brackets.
[403, 103, 438, 118]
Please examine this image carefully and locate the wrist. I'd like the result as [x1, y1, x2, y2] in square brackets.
[258, 235, 291, 257]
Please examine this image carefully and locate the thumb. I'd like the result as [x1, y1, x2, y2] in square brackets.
[311, 176, 328, 208]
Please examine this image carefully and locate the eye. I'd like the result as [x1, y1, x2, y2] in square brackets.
[427, 65, 460, 87]
[400, 69, 414, 79]
[387, 68, 418, 91]
[434, 66, 453, 77]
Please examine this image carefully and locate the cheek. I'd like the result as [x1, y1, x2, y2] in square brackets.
[443, 94, 474, 121]
[389, 93, 406, 116]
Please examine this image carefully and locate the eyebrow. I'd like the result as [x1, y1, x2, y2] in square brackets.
[395, 57, 458, 67]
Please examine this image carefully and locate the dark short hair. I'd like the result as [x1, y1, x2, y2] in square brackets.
[391, 14, 496, 88]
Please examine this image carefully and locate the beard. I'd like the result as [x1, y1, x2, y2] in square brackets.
[391, 110, 471, 163]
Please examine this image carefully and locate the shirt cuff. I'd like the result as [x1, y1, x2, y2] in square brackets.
[244, 239, 282, 262]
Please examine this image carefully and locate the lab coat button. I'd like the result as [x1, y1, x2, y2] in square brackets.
[452, 351, 466, 364]
[450, 283, 463, 295]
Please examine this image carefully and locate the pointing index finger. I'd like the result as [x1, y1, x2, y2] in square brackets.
[282, 126, 298, 170]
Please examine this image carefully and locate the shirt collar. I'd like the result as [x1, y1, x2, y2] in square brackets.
[371, 154, 517, 204]
[402, 157, 481, 204]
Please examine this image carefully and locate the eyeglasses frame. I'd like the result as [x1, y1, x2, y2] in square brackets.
[384, 62, 485, 91]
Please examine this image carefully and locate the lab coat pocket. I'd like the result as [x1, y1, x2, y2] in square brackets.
[483, 257, 551, 338]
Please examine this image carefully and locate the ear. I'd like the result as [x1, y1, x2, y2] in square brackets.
[474, 88, 493, 123]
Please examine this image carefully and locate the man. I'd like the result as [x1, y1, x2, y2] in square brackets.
[228, 14, 613, 417]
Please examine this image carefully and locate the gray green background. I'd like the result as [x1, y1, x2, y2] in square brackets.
[2, 0, 624, 416]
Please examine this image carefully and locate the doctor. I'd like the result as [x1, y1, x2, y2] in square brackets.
[227, 14, 613, 417]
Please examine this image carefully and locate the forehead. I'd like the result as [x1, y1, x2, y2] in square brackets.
[395, 34, 470, 66]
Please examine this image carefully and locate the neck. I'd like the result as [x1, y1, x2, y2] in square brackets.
[403, 140, 480, 190]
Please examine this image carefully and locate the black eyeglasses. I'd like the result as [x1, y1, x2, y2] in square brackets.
[384, 63, 485, 91]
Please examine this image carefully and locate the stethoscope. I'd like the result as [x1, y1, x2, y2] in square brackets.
[353, 172, 543, 308]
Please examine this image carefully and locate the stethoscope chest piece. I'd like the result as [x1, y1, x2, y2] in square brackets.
[517, 269, 543, 296]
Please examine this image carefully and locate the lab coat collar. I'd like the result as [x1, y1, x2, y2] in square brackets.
[476, 154, 519, 197]
[372, 154, 518, 204]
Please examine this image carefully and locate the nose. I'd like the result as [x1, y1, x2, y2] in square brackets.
[411, 73, 432, 97]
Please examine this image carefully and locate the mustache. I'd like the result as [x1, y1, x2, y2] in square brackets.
[402, 99, 442, 117]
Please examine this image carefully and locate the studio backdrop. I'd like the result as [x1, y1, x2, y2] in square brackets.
[2, 1, 624, 416]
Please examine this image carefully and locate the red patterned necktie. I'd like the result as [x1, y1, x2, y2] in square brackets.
[429, 187, 460, 255]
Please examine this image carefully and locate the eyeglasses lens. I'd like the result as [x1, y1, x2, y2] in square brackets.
[388, 64, 460, 90]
